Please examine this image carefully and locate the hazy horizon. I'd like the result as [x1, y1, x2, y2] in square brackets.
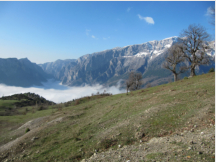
[0, 79, 126, 103]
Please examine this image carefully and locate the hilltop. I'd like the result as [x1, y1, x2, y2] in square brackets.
[0, 72, 215, 162]
[0, 92, 55, 116]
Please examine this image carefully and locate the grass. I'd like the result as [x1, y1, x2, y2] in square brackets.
[0, 100, 18, 113]
[0, 72, 215, 161]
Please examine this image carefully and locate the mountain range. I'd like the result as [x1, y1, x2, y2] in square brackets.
[0, 58, 52, 87]
[40, 36, 215, 87]
[0, 37, 215, 88]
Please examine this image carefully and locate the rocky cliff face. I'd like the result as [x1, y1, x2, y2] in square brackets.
[40, 37, 215, 87]
[39, 59, 77, 79]
[58, 37, 179, 86]
[0, 58, 52, 87]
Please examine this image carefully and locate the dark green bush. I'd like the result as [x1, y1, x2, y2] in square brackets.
[99, 138, 118, 150]
[25, 128, 30, 133]
[209, 67, 214, 73]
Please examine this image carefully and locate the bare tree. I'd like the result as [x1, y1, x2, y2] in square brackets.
[179, 24, 211, 77]
[162, 44, 187, 81]
[125, 71, 143, 94]
[126, 79, 133, 95]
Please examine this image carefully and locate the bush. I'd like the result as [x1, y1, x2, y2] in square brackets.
[209, 67, 214, 73]
[25, 128, 30, 133]
[75, 99, 80, 105]
[99, 138, 118, 150]
[184, 77, 188, 79]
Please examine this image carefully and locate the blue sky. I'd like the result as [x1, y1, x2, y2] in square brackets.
[0, 1, 215, 64]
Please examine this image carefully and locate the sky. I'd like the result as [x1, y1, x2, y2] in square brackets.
[0, 1, 215, 64]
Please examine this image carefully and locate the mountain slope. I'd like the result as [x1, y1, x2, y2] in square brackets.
[0, 58, 52, 87]
[0, 72, 214, 161]
[39, 59, 77, 79]
[59, 37, 179, 86]
[52, 37, 214, 87]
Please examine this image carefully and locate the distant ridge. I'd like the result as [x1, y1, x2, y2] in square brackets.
[0, 58, 53, 87]
[39, 36, 214, 87]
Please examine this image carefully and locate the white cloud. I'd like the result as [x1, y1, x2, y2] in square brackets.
[206, 6, 215, 16]
[86, 29, 91, 36]
[138, 14, 155, 25]
[92, 35, 96, 39]
[103, 36, 110, 40]
[86, 30, 98, 39]
[91, 35, 99, 40]
[0, 79, 125, 103]
[127, 7, 131, 12]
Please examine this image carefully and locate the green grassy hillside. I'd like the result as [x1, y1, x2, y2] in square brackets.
[0, 72, 215, 162]
[0, 92, 55, 116]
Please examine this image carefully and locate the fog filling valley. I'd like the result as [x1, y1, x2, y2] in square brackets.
[0, 79, 126, 103]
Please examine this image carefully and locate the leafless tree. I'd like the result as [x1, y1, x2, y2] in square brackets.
[162, 44, 187, 81]
[125, 71, 143, 94]
[126, 79, 133, 95]
[179, 24, 211, 77]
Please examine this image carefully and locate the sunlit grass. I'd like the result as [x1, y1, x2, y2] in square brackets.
[0, 72, 215, 161]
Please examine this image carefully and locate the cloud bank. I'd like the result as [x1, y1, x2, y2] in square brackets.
[0, 80, 125, 103]
[138, 14, 155, 25]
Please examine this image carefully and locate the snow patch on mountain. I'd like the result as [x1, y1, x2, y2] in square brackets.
[122, 37, 177, 60]
[134, 52, 149, 57]
[163, 36, 178, 40]
[153, 50, 163, 56]
[165, 44, 171, 48]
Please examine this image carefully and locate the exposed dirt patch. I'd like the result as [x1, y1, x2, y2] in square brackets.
[82, 126, 215, 162]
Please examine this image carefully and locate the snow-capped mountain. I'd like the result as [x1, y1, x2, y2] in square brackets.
[40, 36, 215, 87]
[121, 36, 178, 60]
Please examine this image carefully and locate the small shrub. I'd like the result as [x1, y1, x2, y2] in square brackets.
[184, 77, 188, 79]
[121, 137, 136, 146]
[99, 138, 117, 150]
[38, 106, 44, 111]
[25, 128, 30, 133]
[209, 67, 214, 73]
[75, 99, 80, 105]
[31, 108, 35, 114]
[58, 104, 63, 111]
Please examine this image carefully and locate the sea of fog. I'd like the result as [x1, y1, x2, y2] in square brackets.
[0, 79, 126, 103]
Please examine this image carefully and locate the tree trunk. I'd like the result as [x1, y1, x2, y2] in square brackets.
[190, 65, 196, 77]
[173, 73, 177, 82]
